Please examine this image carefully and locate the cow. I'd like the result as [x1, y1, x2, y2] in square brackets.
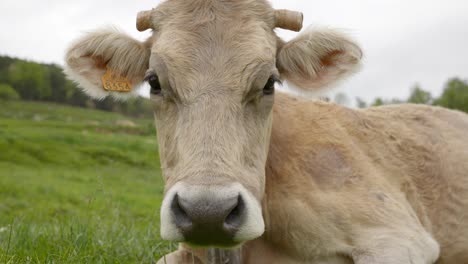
[64, 0, 468, 263]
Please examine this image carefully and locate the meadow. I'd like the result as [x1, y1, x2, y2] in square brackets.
[0, 100, 174, 263]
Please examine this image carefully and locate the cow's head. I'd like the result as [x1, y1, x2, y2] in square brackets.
[65, 0, 362, 247]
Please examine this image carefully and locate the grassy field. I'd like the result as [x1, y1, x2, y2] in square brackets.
[0, 100, 174, 263]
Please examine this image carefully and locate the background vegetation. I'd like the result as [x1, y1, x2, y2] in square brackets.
[0, 56, 153, 118]
[0, 101, 175, 263]
[353, 78, 468, 111]
[0, 54, 467, 263]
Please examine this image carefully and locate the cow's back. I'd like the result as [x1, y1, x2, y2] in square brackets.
[361, 104, 468, 263]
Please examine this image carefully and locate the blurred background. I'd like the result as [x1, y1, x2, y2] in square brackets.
[0, 0, 467, 263]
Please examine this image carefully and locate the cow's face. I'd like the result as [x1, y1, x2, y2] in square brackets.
[65, 0, 362, 247]
[147, 0, 277, 247]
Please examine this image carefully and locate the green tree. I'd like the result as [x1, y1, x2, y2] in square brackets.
[49, 64, 72, 102]
[0, 83, 20, 100]
[371, 98, 384, 107]
[0, 56, 15, 83]
[7, 60, 51, 100]
[408, 84, 432, 104]
[433, 78, 468, 113]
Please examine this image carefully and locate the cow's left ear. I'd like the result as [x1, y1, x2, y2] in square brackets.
[277, 27, 363, 92]
[64, 28, 151, 100]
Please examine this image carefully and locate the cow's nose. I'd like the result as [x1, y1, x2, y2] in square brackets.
[171, 193, 244, 246]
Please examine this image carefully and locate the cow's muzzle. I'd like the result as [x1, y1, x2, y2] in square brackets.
[160, 182, 264, 247]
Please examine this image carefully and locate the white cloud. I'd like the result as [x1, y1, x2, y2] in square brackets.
[1, 0, 467, 103]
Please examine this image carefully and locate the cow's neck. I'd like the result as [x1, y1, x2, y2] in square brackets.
[259, 93, 345, 260]
[260, 93, 308, 257]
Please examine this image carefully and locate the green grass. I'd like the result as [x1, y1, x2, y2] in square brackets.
[0, 100, 175, 263]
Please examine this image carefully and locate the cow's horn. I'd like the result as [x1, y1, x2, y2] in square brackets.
[136, 10, 153, 32]
[275, 9, 303, 32]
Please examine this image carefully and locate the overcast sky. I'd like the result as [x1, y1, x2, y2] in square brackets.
[1, 0, 467, 103]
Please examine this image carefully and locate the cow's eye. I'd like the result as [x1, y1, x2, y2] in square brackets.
[146, 74, 162, 95]
[263, 76, 277, 95]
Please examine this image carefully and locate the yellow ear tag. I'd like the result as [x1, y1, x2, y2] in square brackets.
[101, 68, 133, 92]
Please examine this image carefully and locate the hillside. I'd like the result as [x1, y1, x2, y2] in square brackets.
[0, 101, 173, 263]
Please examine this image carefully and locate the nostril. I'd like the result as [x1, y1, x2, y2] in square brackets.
[171, 194, 192, 230]
[224, 195, 245, 231]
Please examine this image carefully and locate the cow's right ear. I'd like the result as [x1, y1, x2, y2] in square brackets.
[64, 28, 151, 100]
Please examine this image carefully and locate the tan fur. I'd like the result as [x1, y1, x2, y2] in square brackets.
[259, 96, 468, 263]
[277, 27, 363, 93]
[64, 0, 468, 263]
[158, 95, 468, 263]
[64, 27, 152, 99]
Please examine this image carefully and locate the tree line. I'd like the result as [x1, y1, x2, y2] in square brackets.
[336, 78, 468, 113]
[0, 55, 153, 118]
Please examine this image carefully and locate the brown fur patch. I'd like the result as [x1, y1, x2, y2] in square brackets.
[305, 146, 354, 189]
